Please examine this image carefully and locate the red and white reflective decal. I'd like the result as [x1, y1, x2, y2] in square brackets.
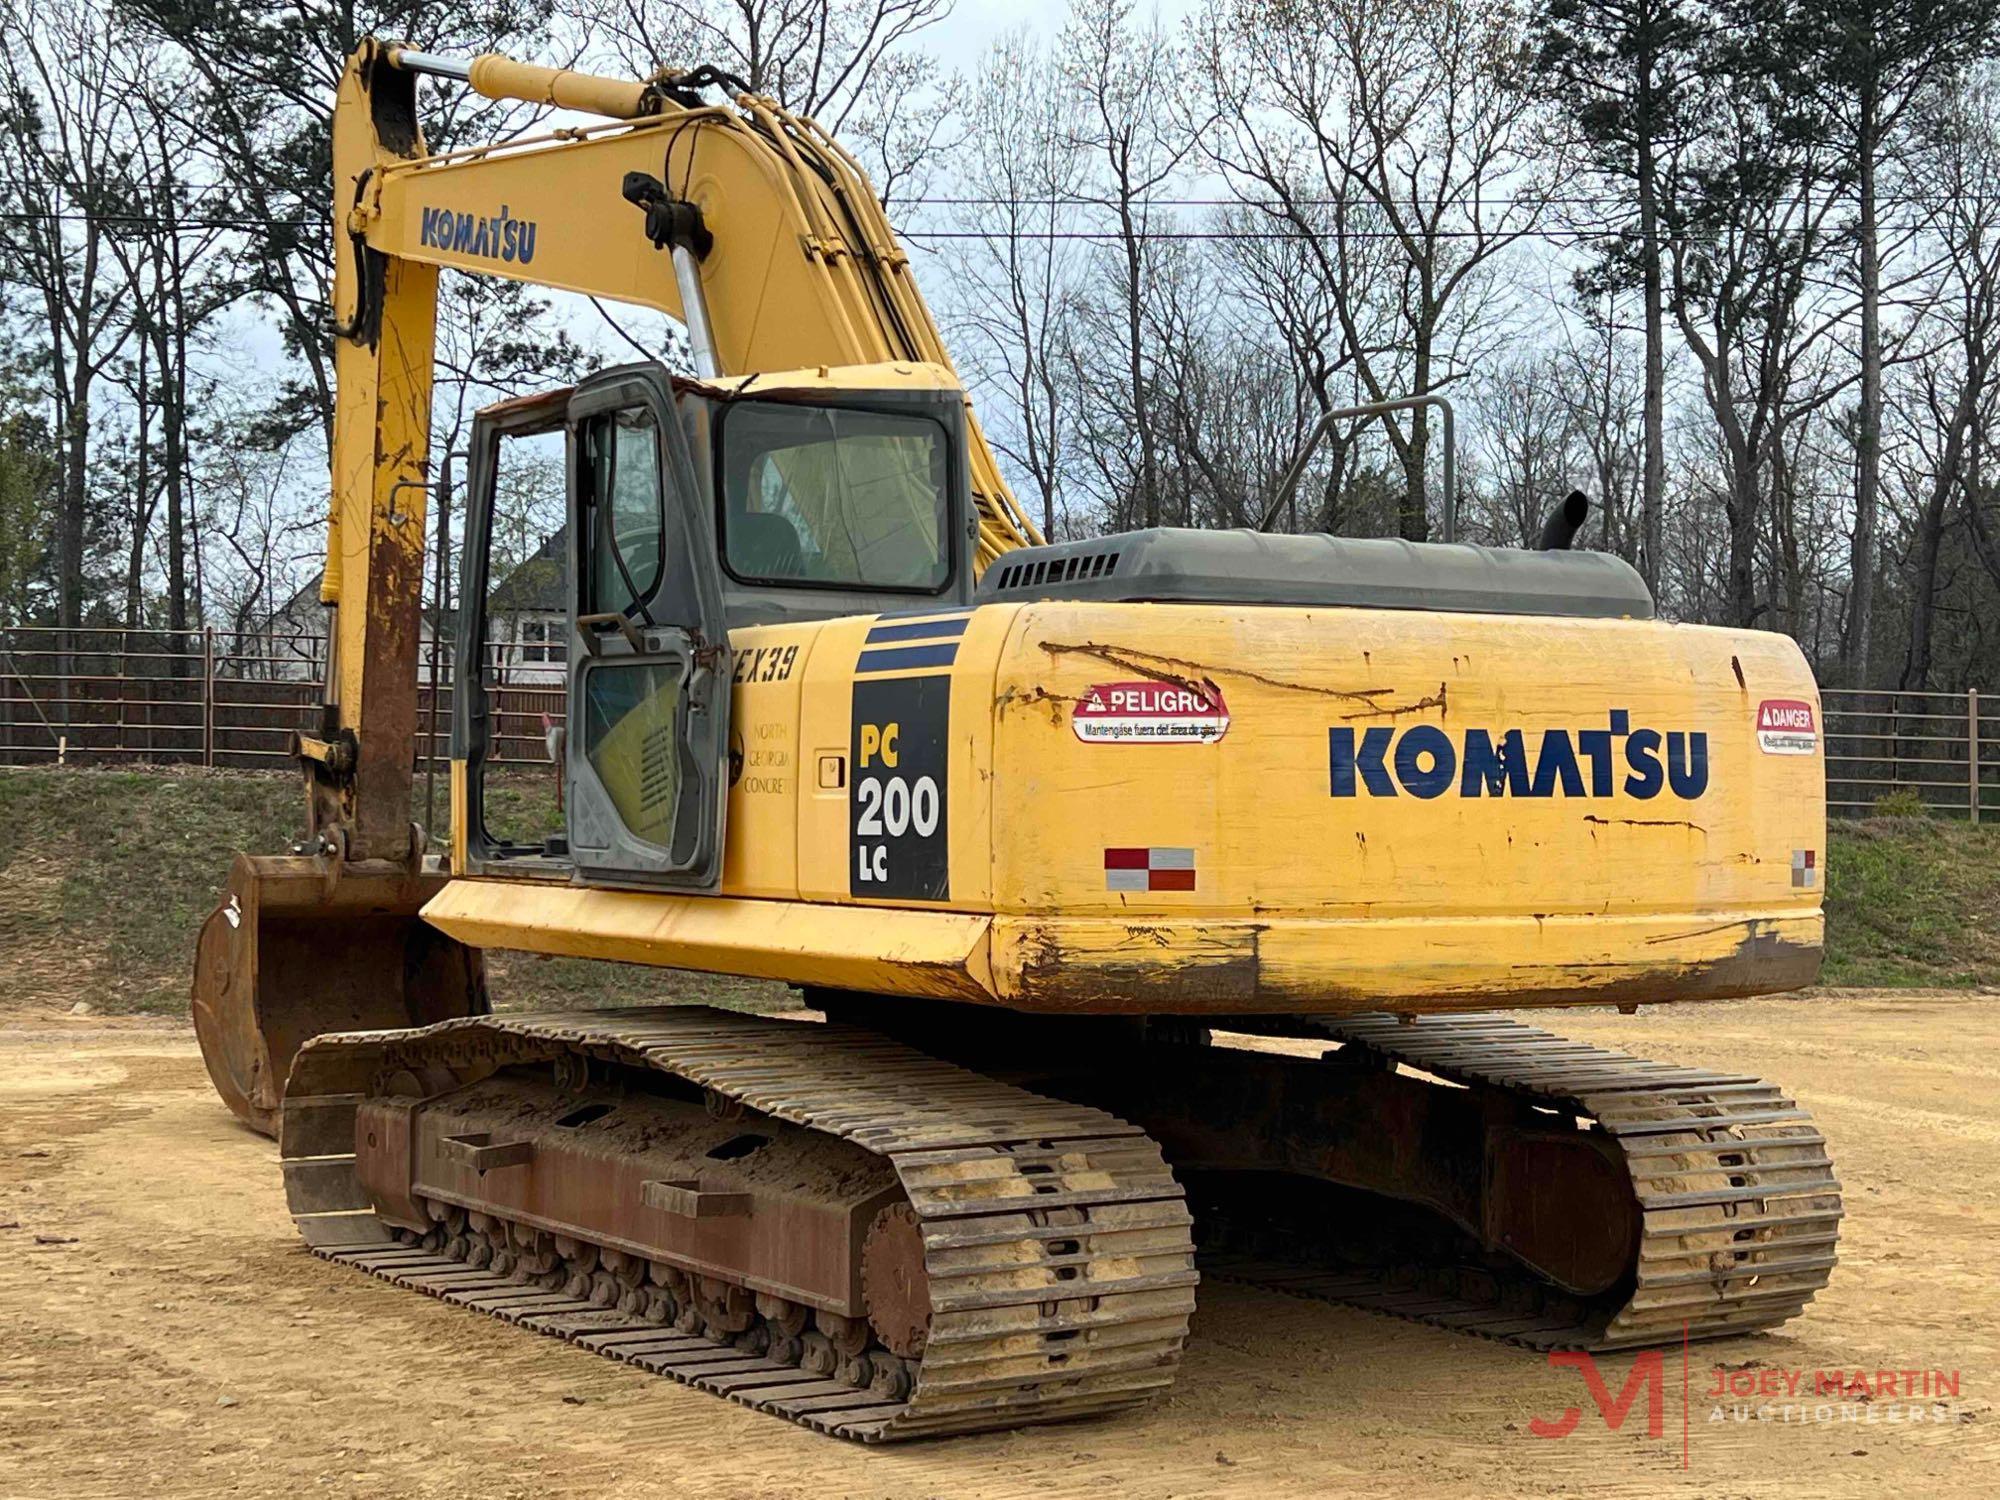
[1105, 847, 1196, 892]
[1755, 698, 1818, 756]
[1073, 681, 1229, 744]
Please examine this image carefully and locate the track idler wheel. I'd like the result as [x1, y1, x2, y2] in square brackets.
[860, 1203, 932, 1359]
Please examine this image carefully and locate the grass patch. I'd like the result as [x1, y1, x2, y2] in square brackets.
[0, 765, 306, 1014]
[1822, 815, 2000, 987]
[0, 765, 1992, 1014]
[0, 764, 787, 1017]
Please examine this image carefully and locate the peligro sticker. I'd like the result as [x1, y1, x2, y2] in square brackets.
[1073, 680, 1229, 744]
[1756, 698, 1818, 755]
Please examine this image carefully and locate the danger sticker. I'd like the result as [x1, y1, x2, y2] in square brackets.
[1756, 699, 1818, 756]
[1073, 681, 1229, 744]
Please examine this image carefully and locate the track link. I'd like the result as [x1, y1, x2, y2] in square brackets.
[1204, 1011, 1843, 1350]
[279, 1006, 1197, 1442]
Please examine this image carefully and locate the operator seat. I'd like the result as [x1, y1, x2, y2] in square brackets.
[733, 513, 806, 578]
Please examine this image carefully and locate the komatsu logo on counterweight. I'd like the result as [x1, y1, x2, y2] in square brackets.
[1329, 713, 1710, 799]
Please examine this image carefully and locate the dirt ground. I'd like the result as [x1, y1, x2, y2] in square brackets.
[3, 992, 1998, 1499]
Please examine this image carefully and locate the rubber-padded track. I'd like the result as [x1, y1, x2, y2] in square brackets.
[1204, 1011, 1843, 1349]
[279, 1007, 1198, 1442]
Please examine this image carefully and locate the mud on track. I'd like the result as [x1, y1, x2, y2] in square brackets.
[2, 993, 1997, 1499]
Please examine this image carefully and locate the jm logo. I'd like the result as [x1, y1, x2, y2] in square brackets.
[1530, 1350, 1666, 1440]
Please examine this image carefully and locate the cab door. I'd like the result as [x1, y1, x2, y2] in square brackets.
[563, 365, 730, 888]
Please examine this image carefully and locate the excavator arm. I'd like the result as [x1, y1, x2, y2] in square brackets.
[322, 39, 1037, 859]
[195, 39, 1039, 1131]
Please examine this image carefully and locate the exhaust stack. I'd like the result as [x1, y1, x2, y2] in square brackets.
[1538, 490, 1591, 551]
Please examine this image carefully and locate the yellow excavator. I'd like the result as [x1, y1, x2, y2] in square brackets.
[191, 40, 1840, 1441]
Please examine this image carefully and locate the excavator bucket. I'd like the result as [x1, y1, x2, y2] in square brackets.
[192, 853, 487, 1137]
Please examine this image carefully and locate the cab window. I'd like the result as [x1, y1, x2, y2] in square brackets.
[582, 405, 665, 616]
[719, 401, 950, 591]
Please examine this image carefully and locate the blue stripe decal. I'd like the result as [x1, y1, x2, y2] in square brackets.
[857, 642, 959, 673]
[875, 604, 975, 620]
[865, 616, 972, 645]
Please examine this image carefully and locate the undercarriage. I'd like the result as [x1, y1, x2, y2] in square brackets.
[281, 1001, 1841, 1441]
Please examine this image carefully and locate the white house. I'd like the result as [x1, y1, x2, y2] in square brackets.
[238, 529, 568, 686]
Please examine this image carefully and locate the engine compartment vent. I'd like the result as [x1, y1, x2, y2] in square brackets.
[988, 546, 1123, 594]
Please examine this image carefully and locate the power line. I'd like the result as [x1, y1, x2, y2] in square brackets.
[0, 210, 1863, 247]
[0, 212, 324, 228]
[0, 208, 1940, 246]
[904, 227, 1652, 243]
[901, 192, 1995, 211]
[6, 176, 1981, 210]
[6, 176, 1997, 216]
[0, 184, 1964, 247]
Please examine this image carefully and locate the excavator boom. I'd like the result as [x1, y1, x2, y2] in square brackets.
[323, 41, 1039, 855]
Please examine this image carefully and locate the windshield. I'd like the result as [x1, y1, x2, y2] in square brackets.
[718, 401, 951, 591]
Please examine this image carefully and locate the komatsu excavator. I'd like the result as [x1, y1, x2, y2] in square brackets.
[191, 40, 1841, 1441]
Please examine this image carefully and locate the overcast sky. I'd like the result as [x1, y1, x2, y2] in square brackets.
[199, 0, 1212, 595]
[216, 1, 1182, 387]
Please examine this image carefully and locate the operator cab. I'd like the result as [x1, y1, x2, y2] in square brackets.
[454, 359, 976, 882]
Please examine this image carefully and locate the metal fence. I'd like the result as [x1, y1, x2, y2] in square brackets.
[0, 625, 563, 772]
[3, 626, 1994, 822]
[1822, 687, 1994, 822]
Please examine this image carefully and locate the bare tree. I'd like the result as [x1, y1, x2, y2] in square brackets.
[1216, 206, 1357, 437]
[126, 0, 563, 450]
[576, 0, 960, 202]
[1532, 0, 1709, 589]
[1545, 295, 1646, 562]
[1896, 70, 2000, 686]
[1473, 350, 1583, 546]
[1059, 0, 1202, 530]
[1741, 0, 2000, 683]
[426, 274, 598, 650]
[1195, 0, 1553, 538]
[198, 401, 318, 648]
[0, 0, 140, 641]
[0, 387, 57, 628]
[940, 31, 1087, 538]
[1665, 81, 1855, 628]
[102, 47, 232, 646]
[1140, 239, 1321, 530]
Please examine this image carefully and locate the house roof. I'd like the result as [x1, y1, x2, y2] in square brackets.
[262, 567, 449, 632]
[273, 570, 326, 619]
[488, 527, 568, 613]
[254, 527, 568, 633]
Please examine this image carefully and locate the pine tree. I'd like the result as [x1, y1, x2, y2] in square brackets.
[1735, 0, 2000, 683]
[1531, 0, 1710, 589]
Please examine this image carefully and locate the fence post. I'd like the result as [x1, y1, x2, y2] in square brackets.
[202, 627, 215, 768]
[1972, 689, 1982, 825]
